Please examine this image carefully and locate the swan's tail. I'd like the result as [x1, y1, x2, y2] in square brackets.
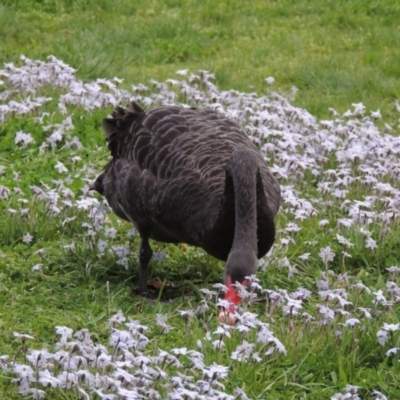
[102, 102, 145, 158]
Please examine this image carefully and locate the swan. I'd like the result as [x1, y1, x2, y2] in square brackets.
[93, 102, 280, 323]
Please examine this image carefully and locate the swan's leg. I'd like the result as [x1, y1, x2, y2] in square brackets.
[138, 234, 153, 296]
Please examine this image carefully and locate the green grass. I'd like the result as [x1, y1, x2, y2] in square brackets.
[0, 0, 399, 119]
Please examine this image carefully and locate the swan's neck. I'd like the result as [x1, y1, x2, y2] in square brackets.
[225, 149, 258, 284]
[220, 149, 259, 326]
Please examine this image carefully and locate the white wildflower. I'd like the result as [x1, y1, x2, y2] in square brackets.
[265, 76, 275, 85]
[15, 131, 35, 147]
[319, 219, 330, 226]
[382, 323, 400, 332]
[318, 246, 335, 264]
[365, 237, 377, 250]
[337, 218, 353, 228]
[97, 239, 108, 253]
[108, 310, 126, 326]
[13, 363, 35, 381]
[57, 370, 77, 388]
[104, 227, 117, 238]
[22, 233, 33, 244]
[344, 318, 360, 327]
[377, 329, 388, 346]
[357, 307, 372, 319]
[371, 390, 388, 400]
[55, 326, 73, 342]
[373, 290, 387, 303]
[13, 332, 34, 341]
[231, 340, 255, 362]
[176, 69, 188, 76]
[371, 109, 381, 119]
[213, 325, 231, 339]
[298, 253, 310, 261]
[387, 266, 400, 274]
[156, 314, 174, 334]
[32, 264, 42, 272]
[386, 347, 398, 356]
[330, 393, 352, 400]
[55, 161, 68, 173]
[336, 234, 354, 248]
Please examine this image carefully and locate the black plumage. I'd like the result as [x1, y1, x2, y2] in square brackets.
[93, 102, 280, 299]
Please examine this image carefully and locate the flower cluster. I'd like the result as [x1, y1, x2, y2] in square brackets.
[3, 310, 255, 400]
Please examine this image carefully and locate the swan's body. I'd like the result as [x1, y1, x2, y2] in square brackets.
[93, 102, 280, 317]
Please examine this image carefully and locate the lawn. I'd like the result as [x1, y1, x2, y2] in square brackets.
[1, 1, 400, 399]
[1, 0, 400, 119]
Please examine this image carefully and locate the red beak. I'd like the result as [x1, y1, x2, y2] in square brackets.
[218, 276, 248, 324]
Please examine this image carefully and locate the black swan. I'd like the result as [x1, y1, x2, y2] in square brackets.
[93, 102, 281, 323]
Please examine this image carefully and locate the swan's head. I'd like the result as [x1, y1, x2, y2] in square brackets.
[218, 248, 257, 325]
